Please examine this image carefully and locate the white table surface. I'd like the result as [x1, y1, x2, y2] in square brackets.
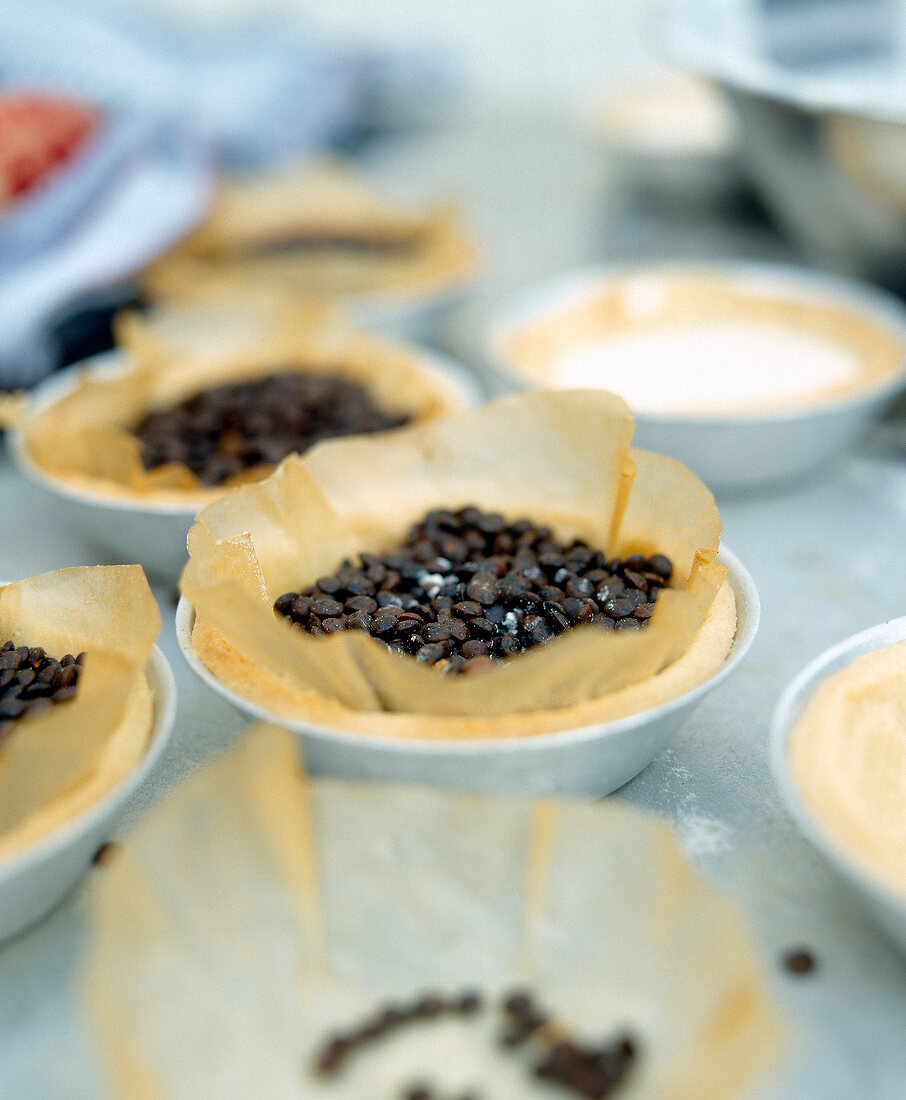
[4, 106, 906, 1098]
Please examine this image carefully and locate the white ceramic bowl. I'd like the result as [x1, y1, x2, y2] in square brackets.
[176, 546, 757, 797]
[0, 644, 176, 943]
[350, 283, 473, 346]
[485, 263, 906, 490]
[6, 356, 201, 580]
[7, 349, 484, 580]
[662, 0, 906, 280]
[771, 616, 906, 957]
[589, 70, 744, 209]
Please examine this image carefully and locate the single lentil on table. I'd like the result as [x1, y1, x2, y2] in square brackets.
[782, 948, 817, 976]
[275, 506, 673, 673]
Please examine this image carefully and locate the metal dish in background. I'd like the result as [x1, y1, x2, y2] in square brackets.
[662, 0, 906, 287]
[485, 262, 906, 490]
[5, 355, 203, 581]
[0, 645, 176, 944]
[589, 68, 745, 209]
[771, 616, 906, 958]
[176, 546, 758, 798]
[348, 280, 476, 347]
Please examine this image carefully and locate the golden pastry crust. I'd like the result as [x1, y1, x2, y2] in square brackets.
[82, 722, 784, 1099]
[190, 579, 736, 740]
[181, 389, 729, 720]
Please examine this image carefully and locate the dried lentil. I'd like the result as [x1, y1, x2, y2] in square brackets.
[135, 370, 409, 486]
[276, 507, 672, 673]
[0, 641, 84, 740]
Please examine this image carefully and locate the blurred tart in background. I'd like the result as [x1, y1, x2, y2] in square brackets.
[141, 158, 480, 307]
[7, 307, 471, 509]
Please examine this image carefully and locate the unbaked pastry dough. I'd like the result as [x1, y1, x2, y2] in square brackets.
[789, 639, 906, 896]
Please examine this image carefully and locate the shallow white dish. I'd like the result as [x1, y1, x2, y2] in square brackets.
[486, 263, 906, 490]
[662, 1, 906, 278]
[176, 546, 757, 797]
[771, 617, 906, 957]
[589, 70, 744, 209]
[6, 355, 199, 580]
[350, 283, 473, 346]
[0, 644, 176, 944]
[6, 347, 484, 580]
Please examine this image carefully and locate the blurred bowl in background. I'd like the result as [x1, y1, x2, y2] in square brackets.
[663, 0, 906, 286]
[486, 262, 906, 490]
[140, 158, 482, 347]
[141, 256, 476, 349]
[771, 616, 906, 958]
[345, 279, 475, 346]
[588, 69, 744, 209]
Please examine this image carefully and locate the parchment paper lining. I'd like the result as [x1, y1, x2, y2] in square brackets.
[181, 390, 726, 716]
[141, 159, 479, 303]
[81, 723, 783, 1099]
[12, 318, 465, 508]
[189, 580, 736, 740]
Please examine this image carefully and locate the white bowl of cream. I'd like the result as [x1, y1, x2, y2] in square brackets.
[771, 617, 906, 957]
[486, 263, 906, 489]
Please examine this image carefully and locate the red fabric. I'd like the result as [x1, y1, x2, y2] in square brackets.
[0, 95, 98, 205]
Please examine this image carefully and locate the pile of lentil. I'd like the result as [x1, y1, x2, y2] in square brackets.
[242, 232, 420, 258]
[275, 506, 673, 673]
[134, 370, 409, 487]
[0, 642, 84, 738]
[501, 991, 637, 1098]
[313, 990, 482, 1079]
[311, 987, 638, 1099]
